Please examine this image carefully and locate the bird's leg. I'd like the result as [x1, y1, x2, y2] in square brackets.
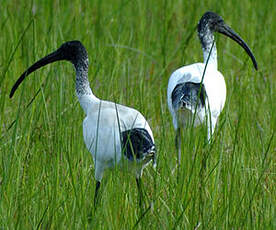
[136, 177, 144, 209]
[94, 181, 101, 209]
[175, 128, 181, 165]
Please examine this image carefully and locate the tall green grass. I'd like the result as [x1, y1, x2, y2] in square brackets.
[0, 0, 275, 229]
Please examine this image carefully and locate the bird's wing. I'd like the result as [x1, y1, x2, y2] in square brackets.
[171, 82, 207, 111]
[121, 128, 156, 162]
[167, 63, 205, 112]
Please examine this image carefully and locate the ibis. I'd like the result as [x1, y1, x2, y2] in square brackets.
[10, 40, 156, 207]
[167, 12, 258, 164]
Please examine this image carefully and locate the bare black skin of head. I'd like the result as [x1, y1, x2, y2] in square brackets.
[198, 11, 258, 70]
[10, 40, 88, 98]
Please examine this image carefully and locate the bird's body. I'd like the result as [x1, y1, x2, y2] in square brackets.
[81, 96, 154, 181]
[10, 41, 156, 207]
[167, 62, 226, 138]
[167, 12, 257, 164]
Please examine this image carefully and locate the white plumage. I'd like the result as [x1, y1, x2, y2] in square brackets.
[81, 95, 155, 181]
[10, 41, 156, 207]
[167, 63, 226, 136]
[167, 12, 258, 164]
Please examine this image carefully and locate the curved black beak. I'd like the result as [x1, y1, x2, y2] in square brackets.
[218, 24, 258, 70]
[10, 48, 64, 98]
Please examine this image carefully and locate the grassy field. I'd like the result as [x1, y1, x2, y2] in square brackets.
[0, 0, 275, 229]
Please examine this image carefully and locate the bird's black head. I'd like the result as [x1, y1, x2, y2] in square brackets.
[198, 11, 258, 70]
[198, 11, 225, 33]
[9, 40, 89, 98]
[57, 40, 88, 65]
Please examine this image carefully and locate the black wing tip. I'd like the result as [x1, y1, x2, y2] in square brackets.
[121, 128, 155, 162]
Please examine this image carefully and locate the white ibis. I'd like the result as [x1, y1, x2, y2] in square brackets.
[167, 12, 258, 164]
[10, 40, 156, 207]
